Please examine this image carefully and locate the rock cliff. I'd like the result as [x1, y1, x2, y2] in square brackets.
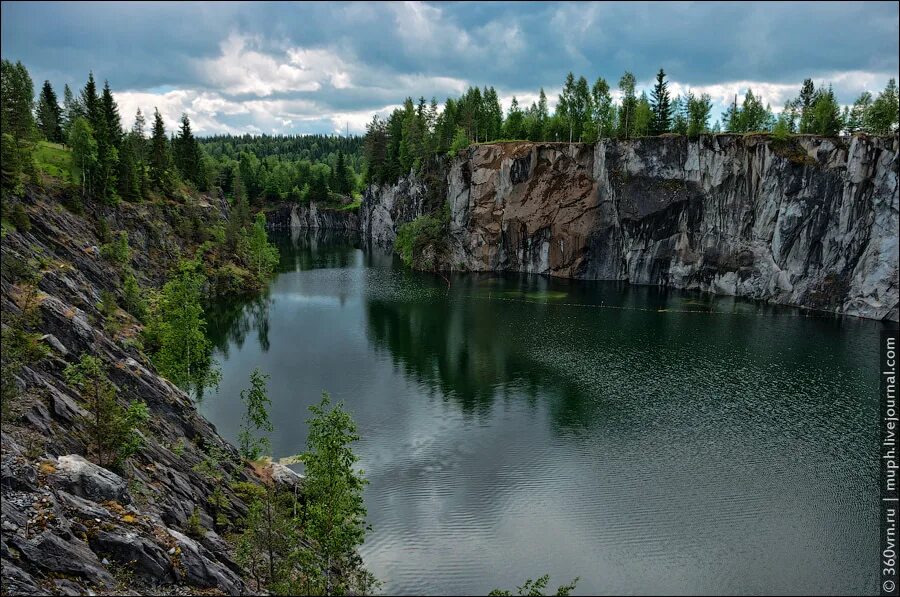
[366, 135, 899, 320]
[265, 201, 359, 232]
[0, 191, 293, 595]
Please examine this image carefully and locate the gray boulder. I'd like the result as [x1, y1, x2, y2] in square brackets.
[52, 454, 129, 504]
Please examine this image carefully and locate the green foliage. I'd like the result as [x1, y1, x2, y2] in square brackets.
[300, 393, 372, 595]
[448, 127, 470, 156]
[207, 485, 231, 530]
[395, 213, 446, 270]
[63, 355, 149, 467]
[122, 271, 146, 320]
[192, 442, 233, 482]
[230, 480, 267, 503]
[0, 281, 49, 406]
[149, 259, 220, 394]
[489, 575, 579, 596]
[1, 59, 36, 141]
[238, 213, 279, 282]
[185, 506, 205, 539]
[723, 89, 775, 133]
[69, 116, 98, 198]
[649, 68, 672, 135]
[238, 368, 273, 460]
[685, 93, 713, 137]
[866, 78, 899, 135]
[235, 488, 297, 591]
[33, 141, 72, 182]
[11, 202, 30, 232]
[1, 133, 25, 197]
[100, 230, 130, 266]
[36, 80, 63, 143]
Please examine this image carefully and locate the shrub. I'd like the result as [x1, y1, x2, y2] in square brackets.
[395, 214, 446, 269]
[11, 203, 30, 233]
[63, 355, 149, 467]
[122, 271, 146, 320]
[100, 231, 130, 266]
[185, 506, 204, 538]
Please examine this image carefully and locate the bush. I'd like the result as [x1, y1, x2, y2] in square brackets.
[63, 355, 149, 467]
[185, 506, 204, 538]
[100, 231, 130, 266]
[122, 272, 146, 320]
[395, 213, 446, 269]
[11, 203, 30, 233]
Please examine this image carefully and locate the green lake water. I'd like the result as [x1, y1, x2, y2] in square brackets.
[199, 230, 886, 595]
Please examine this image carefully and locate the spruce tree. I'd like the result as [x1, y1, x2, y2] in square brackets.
[797, 78, 816, 133]
[174, 113, 201, 185]
[80, 72, 101, 132]
[650, 68, 672, 135]
[149, 108, 170, 191]
[61, 84, 81, 142]
[36, 80, 63, 143]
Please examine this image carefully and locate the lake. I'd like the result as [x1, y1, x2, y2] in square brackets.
[199, 229, 884, 595]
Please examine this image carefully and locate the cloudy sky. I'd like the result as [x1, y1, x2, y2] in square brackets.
[2, 1, 898, 136]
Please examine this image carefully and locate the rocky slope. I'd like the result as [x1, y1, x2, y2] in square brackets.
[265, 201, 359, 232]
[1, 189, 299, 595]
[365, 135, 899, 320]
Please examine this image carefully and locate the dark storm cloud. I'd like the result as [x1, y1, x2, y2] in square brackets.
[2, 1, 897, 135]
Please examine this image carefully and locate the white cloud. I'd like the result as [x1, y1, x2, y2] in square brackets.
[198, 33, 336, 96]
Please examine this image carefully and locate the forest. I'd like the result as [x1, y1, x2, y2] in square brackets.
[363, 68, 899, 185]
[1, 61, 364, 210]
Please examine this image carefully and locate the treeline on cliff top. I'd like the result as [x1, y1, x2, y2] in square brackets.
[363, 68, 900, 185]
[1, 60, 364, 210]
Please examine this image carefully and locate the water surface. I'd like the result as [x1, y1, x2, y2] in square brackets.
[200, 230, 884, 595]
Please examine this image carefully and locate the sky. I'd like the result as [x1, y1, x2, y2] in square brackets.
[2, 1, 898, 136]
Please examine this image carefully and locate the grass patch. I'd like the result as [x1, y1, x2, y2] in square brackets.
[33, 141, 72, 182]
[337, 198, 361, 211]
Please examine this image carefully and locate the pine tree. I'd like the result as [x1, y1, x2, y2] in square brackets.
[809, 85, 842, 136]
[174, 113, 201, 185]
[61, 84, 82, 142]
[149, 108, 170, 191]
[97, 81, 121, 202]
[797, 78, 816, 133]
[334, 149, 351, 195]
[1, 60, 36, 140]
[80, 72, 101, 132]
[867, 78, 899, 135]
[591, 77, 614, 139]
[650, 68, 673, 135]
[36, 80, 63, 143]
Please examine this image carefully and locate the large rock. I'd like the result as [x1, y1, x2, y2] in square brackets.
[11, 530, 115, 588]
[52, 454, 129, 504]
[89, 529, 174, 582]
[167, 528, 245, 594]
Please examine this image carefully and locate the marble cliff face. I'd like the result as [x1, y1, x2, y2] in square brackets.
[364, 135, 899, 320]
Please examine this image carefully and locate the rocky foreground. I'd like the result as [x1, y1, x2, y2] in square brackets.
[1, 190, 299, 595]
[361, 134, 899, 320]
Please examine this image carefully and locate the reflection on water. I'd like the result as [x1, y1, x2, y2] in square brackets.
[200, 230, 887, 596]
